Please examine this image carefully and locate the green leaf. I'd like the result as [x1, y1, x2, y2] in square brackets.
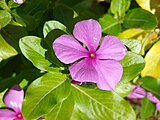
[139, 77, 160, 98]
[45, 92, 74, 120]
[111, 0, 131, 17]
[99, 14, 121, 35]
[120, 51, 145, 83]
[124, 8, 158, 30]
[0, 10, 12, 28]
[141, 40, 160, 78]
[22, 72, 70, 120]
[0, 34, 17, 59]
[71, 85, 136, 120]
[140, 97, 155, 119]
[114, 81, 132, 97]
[121, 39, 142, 54]
[43, 20, 69, 38]
[19, 36, 61, 72]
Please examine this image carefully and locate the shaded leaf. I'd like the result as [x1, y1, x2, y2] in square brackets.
[139, 77, 160, 98]
[124, 8, 158, 30]
[140, 97, 155, 119]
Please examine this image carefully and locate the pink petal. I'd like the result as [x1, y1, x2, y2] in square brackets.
[4, 85, 24, 113]
[156, 102, 160, 112]
[53, 34, 88, 64]
[127, 85, 146, 99]
[0, 109, 16, 120]
[147, 92, 159, 103]
[96, 35, 127, 61]
[95, 59, 123, 90]
[73, 19, 101, 52]
[69, 58, 98, 83]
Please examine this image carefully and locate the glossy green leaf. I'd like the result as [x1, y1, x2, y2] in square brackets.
[43, 20, 68, 38]
[121, 39, 142, 54]
[0, 0, 10, 11]
[140, 97, 155, 119]
[139, 77, 160, 97]
[0, 34, 17, 59]
[99, 14, 121, 35]
[22, 72, 70, 120]
[0, 10, 12, 28]
[124, 8, 158, 30]
[141, 40, 160, 78]
[120, 52, 145, 83]
[45, 92, 74, 120]
[114, 81, 132, 97]
[19, 36, 61, 72]
[72, 85, 136, 120]
[111, 0, 131, 17]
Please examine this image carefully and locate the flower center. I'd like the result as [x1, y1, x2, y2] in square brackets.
[89, 53, 96, 58]
[17, 113, 23, 119]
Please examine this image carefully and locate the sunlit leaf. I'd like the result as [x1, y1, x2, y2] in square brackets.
[136, 0, 153, 13]
[121, 39, 142, 54]
[111, 0, 131, 17]
[22, 72, 70, 120]
[120, 52, 145, 83]
[43, 20, 69, 38]
[99, 14, 121, 35]
[0, 34, 17, 60]
[45, 93, 74, 120]
[72, 85, 136, 120]
[19, 36, 62, 72]
[141, 40, 160, 78]
[0, 10, 12, 28]
[118, 28, 144, 39]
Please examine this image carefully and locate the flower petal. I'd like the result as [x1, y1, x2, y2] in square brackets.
[147, 92, 159, 103]
[53, 34, 88, 64]
[4, 85, 24, 113]
[96, 35, 127, 61]
[69, 58, 98, 83]
[95, 59, 123, 90]
[0, 109, 16, 120]
[156, 102, 160, 112]
[127, 85, 146, 99]
[73, 19, 101, 52]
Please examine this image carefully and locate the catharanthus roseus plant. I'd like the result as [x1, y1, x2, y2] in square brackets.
[53, 19, 127, 90]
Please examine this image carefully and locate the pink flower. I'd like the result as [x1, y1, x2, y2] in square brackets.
[53, 19, 127, 90]
[127, 84, 147, 99]
[127, 84, 160, 112]
[0, 85, 24, 120]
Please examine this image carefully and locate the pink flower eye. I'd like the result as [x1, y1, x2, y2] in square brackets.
[17, 113, 23, 119]
[89, 53, 96, 58]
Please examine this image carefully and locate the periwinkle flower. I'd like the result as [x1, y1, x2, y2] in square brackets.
[0, 85, 24, 120]
[128, 84, 160, 112]
[53, 19, 127, 90]
[13, 0, 24, 4]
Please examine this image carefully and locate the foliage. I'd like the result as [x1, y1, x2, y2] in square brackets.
[0, 0, 160, 119]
